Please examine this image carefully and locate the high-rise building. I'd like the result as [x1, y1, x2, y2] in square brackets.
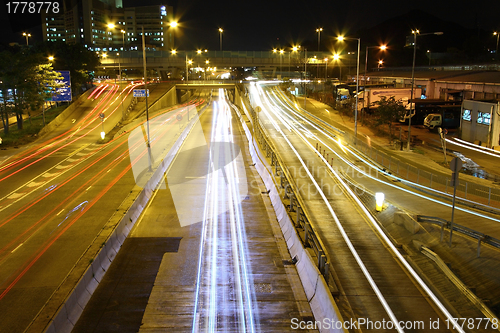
[41, 0, 174, 51]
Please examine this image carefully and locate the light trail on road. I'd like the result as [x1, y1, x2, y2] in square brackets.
[192, 89, 257, 333]
[270, 87, 500, 223]
[251, 82, 467, 333]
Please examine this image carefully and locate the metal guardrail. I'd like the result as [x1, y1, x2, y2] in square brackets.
[420, 246, 500, 327]
[417, 215, 500, 257]
[344, 132, 500, 209]
[243, 99, 332, 283]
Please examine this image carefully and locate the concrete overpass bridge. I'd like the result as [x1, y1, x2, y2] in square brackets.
[99, 50, 357, 80]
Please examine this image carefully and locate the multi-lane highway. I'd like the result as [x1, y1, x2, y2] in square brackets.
[0, 82, 205, 332]
[72, 88, 315, 332]
[1, 79, 499, 332]
[247, 82, 499, 332]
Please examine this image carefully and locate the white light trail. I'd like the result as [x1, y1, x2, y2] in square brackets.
[260, 84, 467, 332]
[270, 87, 500, 223]
[250, 83, 405, 332]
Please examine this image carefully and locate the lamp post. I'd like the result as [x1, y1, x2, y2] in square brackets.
[407, 30, 443, 151]
[23, 32, 31, 46]
[142, 26, 152, 170]
[219, 28, 223, 51]
[333, 53, 340, 83]
[316, 28, 323, 79]
[316, 28, 323, 51]
[378, 60, 383, 69]
[494, 32, 499, 60]
[205, 60, 209, 81]
[186, 56, 192, 83]
[291, 46, 299, 78]
[338, 35, 361, 141]
[170, 21, 178, 50]
[280, 49, 284, 79]
[364, 44, 386, 85]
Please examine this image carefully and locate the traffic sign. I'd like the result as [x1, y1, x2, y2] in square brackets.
[449, 157, 462, 172]
[133, 89, 150, 97]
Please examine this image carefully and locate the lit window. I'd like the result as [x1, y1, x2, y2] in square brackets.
[477, 111, 491, 125]
[462, 109, 471, 121]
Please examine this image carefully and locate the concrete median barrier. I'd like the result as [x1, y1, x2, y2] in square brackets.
[234, 96, 346, 333]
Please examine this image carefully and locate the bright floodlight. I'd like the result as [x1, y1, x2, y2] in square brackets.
[101, 131, 105, 140]
[170, 21, 178, 27]
[333, 54, 339, 60]
[380, 45, 387, 50]
[219, 28, 223, 33]
[337, 36, 344, 41]
[107, 23, 115, 29]
[48, 56, 54, 61]
[375, 192, 385, 212]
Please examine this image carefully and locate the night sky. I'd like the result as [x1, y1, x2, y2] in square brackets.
[2, 0, 499, 51]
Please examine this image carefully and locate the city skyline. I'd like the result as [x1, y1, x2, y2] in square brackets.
[2, 0, 500, 51]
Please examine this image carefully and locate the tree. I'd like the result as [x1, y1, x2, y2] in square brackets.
[0, 47, 63, 130]
[33, 42, 99, 96]
[373, 96, 407, 142]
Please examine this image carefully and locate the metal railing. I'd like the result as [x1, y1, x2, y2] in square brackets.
[238, 96, 332, 283]
[346, 134, 500, 209]
[417, 215, 500, 257]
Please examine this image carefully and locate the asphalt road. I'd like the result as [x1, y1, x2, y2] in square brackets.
[249, 83, 498, 332]
[0, 82, 203, 333]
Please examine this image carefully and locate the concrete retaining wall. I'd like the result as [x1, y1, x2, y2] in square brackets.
[394, 211, 420, 234]
[147, 85, 177, 114]
[38, 87, 96, 138]
[233, 95, 346, 333]
[38, 104, 208, 333]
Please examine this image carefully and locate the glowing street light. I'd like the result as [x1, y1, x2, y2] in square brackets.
[364, 44, 386, 85]
[494, 32, 499, 60]
[48, 56, 54, 62]
[316, 28, 323, 51]
[169, 21, 178, 49]
[375, 192, 385, 212]
[333, 53, 341, 83]
[22, 32, 31, 46]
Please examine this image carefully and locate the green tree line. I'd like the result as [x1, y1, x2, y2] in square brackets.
[0, 41, 99, 134]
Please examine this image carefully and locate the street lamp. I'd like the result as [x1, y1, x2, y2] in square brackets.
[280, 49, 284, 78]
[186, 57, 192, 82]
[333, 53, 340, 83]
[23, 32, 31, 46]
[378, 60, 383, 69]
[290, 45, 300, 76]
[338, 35, 361, 141]
[364, 44, 386, 85]
[494, 32, 499, 60]
[142, 25, 152, 170]
[170, 21, 178, 49]
[316, 28, 323, 51]
[407, 30, 443, 151]
[219, 28, 223, 51]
